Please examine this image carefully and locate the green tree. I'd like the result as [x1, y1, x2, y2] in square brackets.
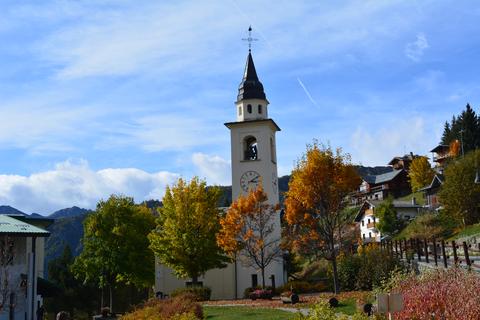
[149, 177, 228, 286]
[45, 245, 99, 317]
[438, 150, 480, 226]
[409, 156, 435, 191]
[376, 197, 402, 237]
[441, 104, 480, 154]
[73, 195, 156, 310]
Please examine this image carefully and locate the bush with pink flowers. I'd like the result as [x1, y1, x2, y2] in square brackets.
[385, 268, 480, 320]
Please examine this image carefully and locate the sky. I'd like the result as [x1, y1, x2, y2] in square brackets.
[1, 0, 480, 214]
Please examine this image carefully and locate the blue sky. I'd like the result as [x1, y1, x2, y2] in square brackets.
[1, 1, 479, 214]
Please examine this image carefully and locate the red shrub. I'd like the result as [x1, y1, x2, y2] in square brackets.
[391, 268, 480, 320]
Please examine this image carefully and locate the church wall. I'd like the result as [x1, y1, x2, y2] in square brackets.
[154, 259, 236, 300]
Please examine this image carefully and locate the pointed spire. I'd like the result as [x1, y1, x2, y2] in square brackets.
[243, 52, 259, 81]
[237, 51, 266, 102]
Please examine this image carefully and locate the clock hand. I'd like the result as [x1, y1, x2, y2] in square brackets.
[249, 177, 259, 183]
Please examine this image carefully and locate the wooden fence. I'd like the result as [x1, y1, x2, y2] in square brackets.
[378, 238, 480, 272]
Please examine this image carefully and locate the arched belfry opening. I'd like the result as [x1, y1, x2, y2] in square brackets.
[244, 136, 258, 160]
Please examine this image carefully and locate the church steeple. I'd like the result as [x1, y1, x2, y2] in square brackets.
[237, 51, 266, 102]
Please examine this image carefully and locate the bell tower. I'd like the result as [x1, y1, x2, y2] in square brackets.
[225, 48, 280, 206]
[225, 31, 284, 297]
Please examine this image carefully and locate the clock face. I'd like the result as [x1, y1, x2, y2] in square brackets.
[272, 172, 278, 194]
[240, 171, 261, 192]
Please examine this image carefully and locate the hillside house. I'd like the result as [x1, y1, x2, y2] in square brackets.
[352, 169, 411, 205]
[419, 174, 444, 210]
[430, 144, 451, 171]
[354, 200, 423, 242]
[388, 153, 420, 172]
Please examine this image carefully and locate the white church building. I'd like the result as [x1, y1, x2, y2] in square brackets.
[154, 48, 286, 299]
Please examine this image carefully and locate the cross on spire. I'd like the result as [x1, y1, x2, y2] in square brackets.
[242, 26, 258, 52]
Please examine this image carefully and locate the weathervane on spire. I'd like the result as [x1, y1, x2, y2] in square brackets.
[242, 26, 258, 52]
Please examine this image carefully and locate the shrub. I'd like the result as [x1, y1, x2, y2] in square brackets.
[243, 286, 275, 298]
[249, 289, 273, 300]
[338, 246, 403, 291]
[171, 287, 212, 301]
[120, 293, 203, 320]
[337, 254, 361, 291]
[386, 268, 480, 320]
[294, 259, 332, 283]
[396, 212, 453, 239]
[277, 280, 330, 294]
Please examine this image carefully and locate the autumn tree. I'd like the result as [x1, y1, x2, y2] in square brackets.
[284, 142, 361, 294]
[438, 149, 480, 226]
[409, 156, 435, 191]
[73, 195, 156, 310]
[217, 186, 281, 288]
[149, 177, 228, 286]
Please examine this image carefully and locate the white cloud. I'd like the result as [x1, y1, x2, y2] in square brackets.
[350, 116, 436, 166]
[405, 33, 429, 62]
[192, 153, 230, 185]
[0, 160, 178, 214]
[0, 99, 95, 151]
[95, 114, 224, 152]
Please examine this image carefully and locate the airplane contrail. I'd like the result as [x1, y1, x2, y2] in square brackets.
[297, 77, 319, 108]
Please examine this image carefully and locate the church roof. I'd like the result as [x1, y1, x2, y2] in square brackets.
[237, 51, 266, 102]
[224, 118, 281, 131]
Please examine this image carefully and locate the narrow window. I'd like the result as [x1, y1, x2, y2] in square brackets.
[238, 107, 242, 116]
[362, 233, 366, 240]
[270, 137, 276, 163]
[369, 232, 372, 238]
[258, 104, 262, 114]
[367, 219, 370, 224]
[247, 104, 252, 113]
[251, 274, 258, 288]
[361, 220, 364, 226]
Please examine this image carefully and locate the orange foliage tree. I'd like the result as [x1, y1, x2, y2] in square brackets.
[217, 186, 281, 288]
[284, 142, 361, 294]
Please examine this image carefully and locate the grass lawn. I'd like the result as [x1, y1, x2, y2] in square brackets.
[449, 223, 480, 239]
[204, 306, 296, 320]
[335, 299, 357, 315]
[398, 191, 425, 205]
